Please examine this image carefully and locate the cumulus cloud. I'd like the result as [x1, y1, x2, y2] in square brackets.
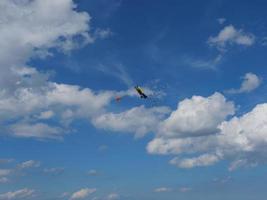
[0, 81, 115, 139]
[0, 188, 35, 200]
[148, 101, 267, 169]
[147, 136, 216, 155]
[226, 73, 261, 94]
[158, 92, 235, 138]
[217, 103, 267, 159]
[0, 0, 154, 141]
[70, 188, 96, 200]
[0, 0, 117, 139]
[0, 0, 92, 88]
[169, 154, 220, 168]
[1, 0, 267, 173]
[208, 25, 255, 50]
[93, 106, 170, 137]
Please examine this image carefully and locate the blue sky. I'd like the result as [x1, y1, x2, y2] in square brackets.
[1, 0, 267, 199]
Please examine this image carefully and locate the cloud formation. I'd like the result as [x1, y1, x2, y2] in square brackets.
[226, 72, 261, 94]
[170, 154, 220, 168]
[70, 188, 96, 200]
[148, 93, 267, 169]
[158, 92, 235, 138]
[0, 0, 116, 139]
[0, 188, 35, 200]
[0, 0, 91, 88]
[93, 106, 170, 137]
[0, 0, 267, 173]
[17, 160, 40, 169]
[208, 25, 255, 50]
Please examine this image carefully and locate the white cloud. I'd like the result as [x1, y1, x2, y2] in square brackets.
[94, 28, 113, 39]
[70, 188, 96, 200]
[1, 0, 267, 173]
[0, 82, 115, 139]
[148, 101, 267, 169]
[158, 92, 235, 138]
[10, 122, 63, 139]
[46, 83, 114, 118]
[0, 188, 35, 200]
[93, 106, 170, 137]
[147, 136, 216, 155]
[154, 187, 172, 193]
[0, 0, 155, 141]
[208, 25, 255, 50]
[170, 154, 220, 168]
[186, 24, 254, 71]
[0, 0, 116, 139]
[217, 103, 267, 158]
[0, 0, 92, 88]
[38, 110, 54, 120]
[17, 160, 40, 169]
[226, 73, 261, 94]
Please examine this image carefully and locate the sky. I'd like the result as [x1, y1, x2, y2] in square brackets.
[1, 0, 267, 199]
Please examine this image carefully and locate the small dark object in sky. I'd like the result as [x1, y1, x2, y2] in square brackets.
[135, 86, 148, 99]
